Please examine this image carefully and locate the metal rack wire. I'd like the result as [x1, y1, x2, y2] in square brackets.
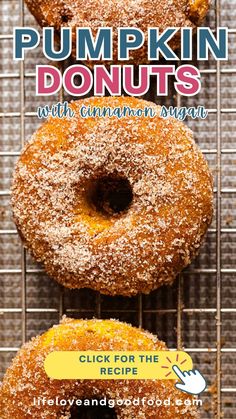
[0, 0, 236, 418]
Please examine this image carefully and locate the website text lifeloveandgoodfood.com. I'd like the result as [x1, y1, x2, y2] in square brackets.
[33, 396, 203, 409]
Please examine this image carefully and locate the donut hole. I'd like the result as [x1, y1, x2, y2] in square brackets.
[88, 175, 133, 216]
[60, 9, 73, 23]
[69, 404, 117, 418]
[61, 14, 69, 23]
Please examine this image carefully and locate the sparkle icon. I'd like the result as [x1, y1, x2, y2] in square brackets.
[161, 353, 188, 378]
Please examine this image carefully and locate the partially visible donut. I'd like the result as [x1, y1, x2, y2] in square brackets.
[11, 96, 213, 296]
[24, 0, 210, 65]
[0, 317, 199, 418]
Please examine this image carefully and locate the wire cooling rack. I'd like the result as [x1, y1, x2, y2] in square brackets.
[0, 0, 236, 418]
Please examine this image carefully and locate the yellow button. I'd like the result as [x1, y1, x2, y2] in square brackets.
[44, 350, 193, 380]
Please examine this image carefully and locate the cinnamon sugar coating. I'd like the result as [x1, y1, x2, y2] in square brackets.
[11, 96, 213, 296]
[0, 317, 199, 418]
[24, 0, 210, 65]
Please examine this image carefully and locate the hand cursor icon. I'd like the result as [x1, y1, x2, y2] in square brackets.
[172, 365, 207, 395]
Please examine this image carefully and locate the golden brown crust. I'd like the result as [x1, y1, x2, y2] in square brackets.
[188, 0, 210, 23]
[0, 318, 199, 418]
[24, 0, 210, 65]
[11, 96, 213, 296]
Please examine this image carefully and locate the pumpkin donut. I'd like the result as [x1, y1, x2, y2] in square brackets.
[11, 96, 213, 296]
[24, 0, 210, 65]
[0, 317, 199, 418]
